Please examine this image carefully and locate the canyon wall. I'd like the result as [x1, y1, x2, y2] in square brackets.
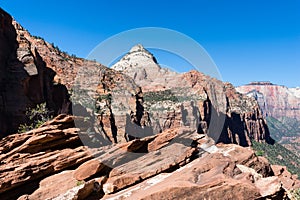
[112, 45, 273, 146]
[0, 9, 273, 147]
[237, 82, 300, 121]
[0, 8, 71, 137]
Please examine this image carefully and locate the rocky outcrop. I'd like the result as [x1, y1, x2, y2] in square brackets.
[103, 143, 296, 200]
[103, 153, 276, 200]
[112, 45, 272, 146]
[102, 142, 196, 194]
[0, 8, 71, 137]
[0, 115, 92, 196]
[11, 20, 86, 90]
[0, 9, 148, 143]
[271, 165, 300, 190]
[1, 116, 297, 200]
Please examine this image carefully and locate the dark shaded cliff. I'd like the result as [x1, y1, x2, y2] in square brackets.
[0, 8, 71, 137]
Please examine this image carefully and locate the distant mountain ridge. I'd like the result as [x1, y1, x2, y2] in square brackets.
[236, 82, 300, 158]
[237, 82, 300, 120]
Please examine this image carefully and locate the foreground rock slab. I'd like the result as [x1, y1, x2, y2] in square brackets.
[103, 153, 260, 200]
[103, 143, 197, 194]
[104, 144, 291, 200]
[0, 117, 298, 200]
[0, 115, 93, 198]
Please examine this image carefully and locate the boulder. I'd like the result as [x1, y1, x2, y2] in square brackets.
[73, 159, 105, 181]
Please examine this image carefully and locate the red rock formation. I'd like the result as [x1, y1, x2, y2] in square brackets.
[0, 8, 71, 137]
[271, 165, 300, 190]
[103, 143, 296, 200]
[236, 82, 300, 120]
[1, 117, 297, 199]
[237, 82, 300, 154]
[0, 8, 272, 148]
[112, 45, 272, 146]
[11, 21, 86, 90]
[0, 9, 148, 143]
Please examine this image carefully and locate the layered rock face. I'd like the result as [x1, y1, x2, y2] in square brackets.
[0, 6, 271, 147]
[0, 116, 298, 200]
[112, 45, 272, 146]
[236, 82, 300, 120]
[0, 9, 149, 144]
[236, 82, 300, 155]
[0, 8, 71, 137]
[72, 64, 150, 144]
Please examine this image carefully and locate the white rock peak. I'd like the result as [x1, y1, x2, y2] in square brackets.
[111, 44, 178, 89]
[111, 44, 159, 71]
[130, 44, 148, 53]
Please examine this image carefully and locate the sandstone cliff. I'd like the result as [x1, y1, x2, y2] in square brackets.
[236, 82, 300, 121]
[112, 45, 272, 146]
[0, 8, 72, 137]
[236, 82, 300, 158]
[0, 9, 149, 145]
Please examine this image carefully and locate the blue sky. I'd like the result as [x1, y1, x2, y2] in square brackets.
[2, 0, 299, 87]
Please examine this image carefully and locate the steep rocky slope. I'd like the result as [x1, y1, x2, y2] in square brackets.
[0, 8, 73, 137]
[11, 20, 88, 90]
[72, 64, 150, 144]
[266, 116, 300, 157]
[112, 44, 272, 146]
[0, 8, 147, 142]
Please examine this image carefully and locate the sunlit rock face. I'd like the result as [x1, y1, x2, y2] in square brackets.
[237, 82, 300, 155]
[112, 45, 272, 146]
[237, 82, 300, 120]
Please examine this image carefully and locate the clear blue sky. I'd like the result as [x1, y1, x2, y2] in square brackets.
[2, 0, 299, 87]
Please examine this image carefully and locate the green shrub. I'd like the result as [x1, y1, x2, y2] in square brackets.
[32, 35, 44, 40]
[76, 180, 84, 186]
[18, 103, 52, 133]
[290, 188, 300, 200]
[255, 150, 264, 156]
[252, 140, 300, 177]
[144, 90, 179, 103]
